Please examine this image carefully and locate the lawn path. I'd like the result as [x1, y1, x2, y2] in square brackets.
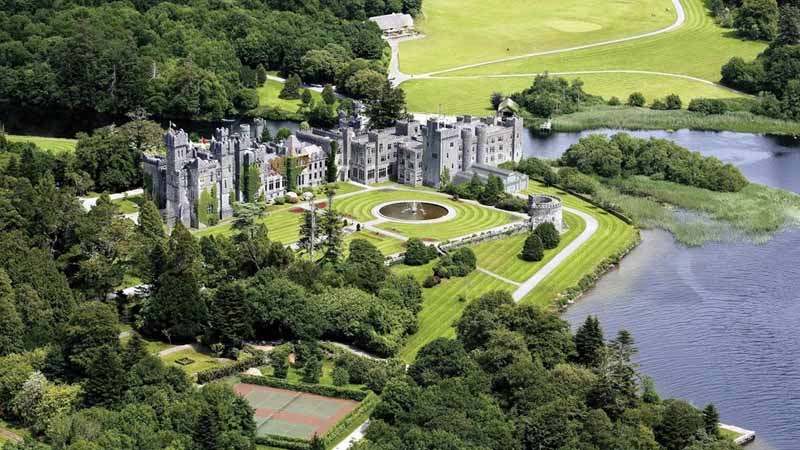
[511, 206, 598, 302]
[477, 267, 522, 286]
[392, 0, 685, 82]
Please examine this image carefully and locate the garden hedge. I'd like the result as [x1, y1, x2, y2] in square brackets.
[238, 374, 370, 401]
[196, 354, 264, 384]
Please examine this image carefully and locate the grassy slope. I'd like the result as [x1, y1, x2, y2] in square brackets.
[251, 79, 324, 118]
[471, 211, 585, 282]
[519, 181, 639, 307]
[403, 0, 766, 113]
[194, 207, 303, 244]
[394, 261, 515, 361]
[333, 188, 517, 241]
[5, 134, 77, 153]
[400, 0, 675, 74]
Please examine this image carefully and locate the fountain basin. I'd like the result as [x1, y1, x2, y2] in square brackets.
[372, 201, 456, 224]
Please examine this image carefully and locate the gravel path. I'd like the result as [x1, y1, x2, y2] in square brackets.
[512, 206, 599, 302]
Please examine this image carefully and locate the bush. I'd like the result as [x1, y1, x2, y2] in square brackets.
[665, 94, 682, 110]
[521, 233, 544, 262]
[559, 167, 599, 195]
[332, 366, 350, 386]
[195, 353, 264, 384]
[422, 275, 441, 288]
[496, 195, 527, 212]
[607, 96, 621, 106]
[650, 99, 668, 110]
[490, 91, 504, 110]
[239, 374, 369, 401]
[688, 98, 728, 115]
[434, 247, 476, 279]
[627, 92, 646, 107]
[404, 238, 439, 265]
[751, 91, 783, 118]
[534, 222, 560, 249]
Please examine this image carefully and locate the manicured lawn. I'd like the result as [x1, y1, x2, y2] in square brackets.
[344, 230, 406, 256]
[333, 188, 518, 241]
[260, 359, 365, 390]
[399, 0, 675, 74]
[119, 334, 174, 355]
[252, 79, 326, 118]
[5, 134, 77, 153]
[395, 262, 516, 361]
[193, 207, 303, 244]
[112, 194, 143, 214]
[471, 211, 585, 282]
[161, 348, 234, 375]
[518, 181, 639, 307]
[404, 0, 766, 112]
[324, 181, 366, 197]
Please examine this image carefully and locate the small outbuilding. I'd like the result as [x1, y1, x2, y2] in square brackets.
[369, 12, 415, 37]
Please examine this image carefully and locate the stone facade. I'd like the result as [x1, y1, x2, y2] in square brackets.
[143, 120, 327, 228]
[527, 194, 564, 232]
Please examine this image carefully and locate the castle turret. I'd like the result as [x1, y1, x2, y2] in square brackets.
[461, 128, 474, 171]
[164, 128, 192, 227]
[475, 124, 487, 165]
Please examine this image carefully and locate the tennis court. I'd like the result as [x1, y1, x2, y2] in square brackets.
[234, 383, 360, 439]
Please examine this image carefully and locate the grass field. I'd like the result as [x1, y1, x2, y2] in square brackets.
[518, 182, 639, 306]
[112, 194, 144, 214]
[395, 262, 515, 361]
[251, 79, 325, 119]
[161, 348, 234, 375]
[333, 188, 518, 241]
[5, 134, 77, 153]
[403, 0, 767, 113]
[193, 207, 303, 244]
[399, 0, 675, 74]
[343, 230, 406, 256]
[471, 211, 585, 282]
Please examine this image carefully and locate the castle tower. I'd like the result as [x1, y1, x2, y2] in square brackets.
[475, 124, 487, 166]
[460, 128, 474, 172]
[212, 127, 235, 219]
[164, 127, 192, 227]
[511, 115, 524, 162]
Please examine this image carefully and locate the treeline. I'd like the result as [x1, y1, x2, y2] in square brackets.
[560, 133, 749, 192]
[718, 0, 800, 120]
[506, 73, 603, 118]
[0, 0, 393, 120]
[354, 293, 737, 450]
[1, 114, 163, 194]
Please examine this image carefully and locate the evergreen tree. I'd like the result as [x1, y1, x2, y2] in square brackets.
[138, 198, 164, 241]
[319, 208, 344, 265]
[345, 239, 388, 293]
[479, 174, 504, 205]
[206, 282, 253, 351]
[303, 356, 322, 383]
[270, 346, 290, 378]
[521, 233, 544, 262]
[310, 433, 325, 450]
[279, 75, 302, 100]
[260, 126, 272, 143]
[703, 404, 721, 438]
[123, 333, 150, 369]
[232, 202, 267, 240]
[0, 270, 23, 356]
[534, 222, 560, 249]
[256, 64, 268, 85]
[83, 345, 127, 407]
[298, 208, 318, 255]
[301, 88, 313, 105]
[326, 141, 339, 183]
[366, 83, 407, 128]
[574, 315, 604, 368]
[322, 84, 336, 105]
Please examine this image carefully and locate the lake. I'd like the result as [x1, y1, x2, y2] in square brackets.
[527, 129, 800, 450]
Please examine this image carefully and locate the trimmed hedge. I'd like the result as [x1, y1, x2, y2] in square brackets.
[239, 374, 369, 401]
[321, 392, 378, 447]
[256, 434, 311, 450]
[196, 353, 264, 384]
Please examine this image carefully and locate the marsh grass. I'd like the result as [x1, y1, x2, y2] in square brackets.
[598, 176, 800, 245]
[551, 106, 800, 135]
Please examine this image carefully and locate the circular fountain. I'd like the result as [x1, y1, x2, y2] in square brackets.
[372, 201, 456, 223]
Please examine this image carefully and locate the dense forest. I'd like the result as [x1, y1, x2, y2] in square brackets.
[0, 0, 417, 121]
[716, 0, 800, 119]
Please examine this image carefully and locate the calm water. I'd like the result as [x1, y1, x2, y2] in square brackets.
[526, 129, 800, 450]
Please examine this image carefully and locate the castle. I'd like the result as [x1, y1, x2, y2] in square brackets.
[144, 110, 527, 229]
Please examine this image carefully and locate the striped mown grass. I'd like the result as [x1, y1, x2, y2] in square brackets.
[333, 188, 517, 241]
[193, 207, 303, 244]
[518, 181, 639, 307]
[395, 262, 516, 361]
[471, 211, 585, 282]
[343, 230, 406, 256]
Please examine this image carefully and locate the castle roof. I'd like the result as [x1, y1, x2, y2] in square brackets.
[369, 13, 413, 31]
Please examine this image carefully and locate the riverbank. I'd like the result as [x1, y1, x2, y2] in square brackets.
[543, 106, 800, 135]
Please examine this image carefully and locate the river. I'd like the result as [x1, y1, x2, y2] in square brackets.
[526, 129, 800, 450]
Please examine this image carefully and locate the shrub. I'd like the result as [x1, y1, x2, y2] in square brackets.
[521, 233, 544, 262]
[607, 96, 621, 106]
[434, 248, 476, 279]
[534, 222, 560, 249]
[650, 99, 668, 110]
[751, 91, 783, 118]
[665, 94, 682, 110]
[422, 275, 441, 288]
[302, 356, 322, 383]
[404, 238, 438, 265]
[239, 374, 369, 401]
[332, 366, 350, 386]
[627, 92, 646, 107]
[496, 195, 526, 212]
[490, 91, 504, 110]
[559, 167, 599, 195]
[688, 98, 728, 115]
[196, 353, 264, 384]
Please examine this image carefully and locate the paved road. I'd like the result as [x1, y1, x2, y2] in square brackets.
[80, 188, 144, 211]
[512, 206, 599, 302]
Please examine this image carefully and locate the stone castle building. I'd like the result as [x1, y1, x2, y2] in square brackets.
[144, 110, 527, 229]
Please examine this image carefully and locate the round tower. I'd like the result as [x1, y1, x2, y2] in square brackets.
[461, 128, 474, 171]
[475, 124, 487, 166]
